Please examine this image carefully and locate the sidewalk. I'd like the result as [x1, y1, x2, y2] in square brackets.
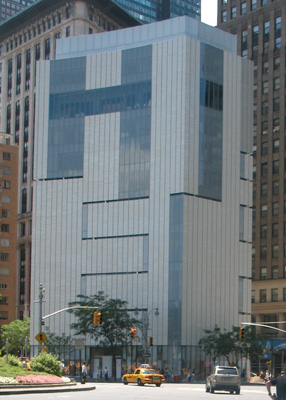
[0, 382, 96, 396]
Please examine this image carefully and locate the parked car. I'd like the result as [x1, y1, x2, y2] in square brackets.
[206, 366, 240, 394]
[122, 367, 165, 387]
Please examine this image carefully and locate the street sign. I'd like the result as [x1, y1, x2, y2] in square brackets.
[35, 332, 47, 344]
[75, 339, 85, 350]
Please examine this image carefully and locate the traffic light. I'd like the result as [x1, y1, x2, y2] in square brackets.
[239, 327, 245, 340]
[130, 328, 136, 339]
[149, 337, 153, 347]
[93, 312, 102, 325]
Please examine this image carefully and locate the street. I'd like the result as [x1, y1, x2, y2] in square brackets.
[1, 383, 269, 400]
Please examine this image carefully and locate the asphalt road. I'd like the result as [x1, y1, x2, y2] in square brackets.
[3, 383, 269, 400]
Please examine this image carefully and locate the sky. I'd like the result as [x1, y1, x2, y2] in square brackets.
[201, 0, 218, 27]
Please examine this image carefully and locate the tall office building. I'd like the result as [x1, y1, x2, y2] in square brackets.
[218, 0, 286, 370]
[31, 16, 252, 374]
[112, 0, 200, 23]
[0, 132, 18, 325]
[0, 0, 139, 322]
[0, 0, 36, 23]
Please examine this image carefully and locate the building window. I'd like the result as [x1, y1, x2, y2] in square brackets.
[2, 180, 10, 189]
[275, 37, 281, 49]
[251, 0, 257, 10]
[274, 77, 280, 91]
[261, 142, 268, 155]
[241, 2, 246, 14]
[231, 6, 236, 18]
[260, 289, 266, 302]
[261, 225, 267, 238]
[273, 98, 280, 111]
[261, 204, 268, 217]
[272, 203, 279, 216]
[273, 160, 279, 174]
[261, 246, 267, 259]
[274, 57, 280, 69]
[261, 162, 268, 176]
[262, 61, 269, 74]
[1, 224, 9, 233]
[272, 223, 278, 237]
[262, 81, 268, 94]
[261, 0, 267, 4]
[222, 10, 227, 22]
[22, 189, 27, 213]
[261, 183, 268, 196]
[251, 290, 255, 303]
[252, 248, 256, 260]
[273, 139, 279, 153]
[3, 152, 11, 161]
[283, 288, 286, 301]
[252, 25, 259, 53]
[262, 121, 268, 135]
[45, 38, 50, 60]
[272, 244, 278, 258]
[66, 26, 70, 37]
[262, 101, 268, 115]
[273, 118, 280, 133]
[273, 181, 279, 195]
[271, 288, 278, 302]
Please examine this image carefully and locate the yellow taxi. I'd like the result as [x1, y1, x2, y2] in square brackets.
[122, 365, 165, 387]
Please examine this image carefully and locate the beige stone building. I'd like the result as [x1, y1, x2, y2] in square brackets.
[0, 132, 18, 324]
[0, 0, 139, 320]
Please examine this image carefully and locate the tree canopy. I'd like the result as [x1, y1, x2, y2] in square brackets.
[44, 328, 74, 359]
[199, 324, 264, 365]
[1, 318, 30, 356]
[68, 291, 141, 356]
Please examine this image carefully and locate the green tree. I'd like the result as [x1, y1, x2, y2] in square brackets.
[1, 318, 30, 356]
[68, 291, 141, 376]
[199, 325, 264, 365]
[44, 328, 74, 359]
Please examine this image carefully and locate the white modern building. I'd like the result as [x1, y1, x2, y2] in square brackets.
[31, 16, 253, 375]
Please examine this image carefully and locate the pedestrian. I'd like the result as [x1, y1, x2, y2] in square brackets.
[188, 369, 191, 383]
[266, 370, 286, 400]
[81, 362, 88, 384]
[104, 366, 108, 381]
[60, 360, 65, 375]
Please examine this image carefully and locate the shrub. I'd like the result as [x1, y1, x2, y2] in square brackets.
[29, 353, 62, 377]
[7, 355, 22, 368]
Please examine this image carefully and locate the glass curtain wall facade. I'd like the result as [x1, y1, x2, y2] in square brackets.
[112, 0, 201, 23]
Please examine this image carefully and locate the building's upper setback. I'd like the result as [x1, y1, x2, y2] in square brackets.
[111, 0, 201, 24]
[55, 16, 237, 61]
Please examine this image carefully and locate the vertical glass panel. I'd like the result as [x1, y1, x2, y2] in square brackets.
[168, 195, 183, 346]
[199, 44, 223, 201]
[48, 58, 86, 179]
[119, 46, 152, 199]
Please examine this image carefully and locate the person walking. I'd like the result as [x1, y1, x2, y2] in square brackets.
[104, 366, 108, 381]
[81, 362, 88, 384]
[266, 371, 286, 400]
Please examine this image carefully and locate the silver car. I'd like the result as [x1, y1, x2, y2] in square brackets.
[206, 366, 240, 394]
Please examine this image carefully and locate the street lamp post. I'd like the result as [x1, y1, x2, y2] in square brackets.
[38, 283, 45, 352]
[144, 308, 159, 363]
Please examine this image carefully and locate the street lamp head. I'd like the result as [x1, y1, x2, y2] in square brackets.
[134, 308, 139, 316]
[154, 308, 159, 316]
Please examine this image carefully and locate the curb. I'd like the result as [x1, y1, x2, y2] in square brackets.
[0, 383, 96, 395]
